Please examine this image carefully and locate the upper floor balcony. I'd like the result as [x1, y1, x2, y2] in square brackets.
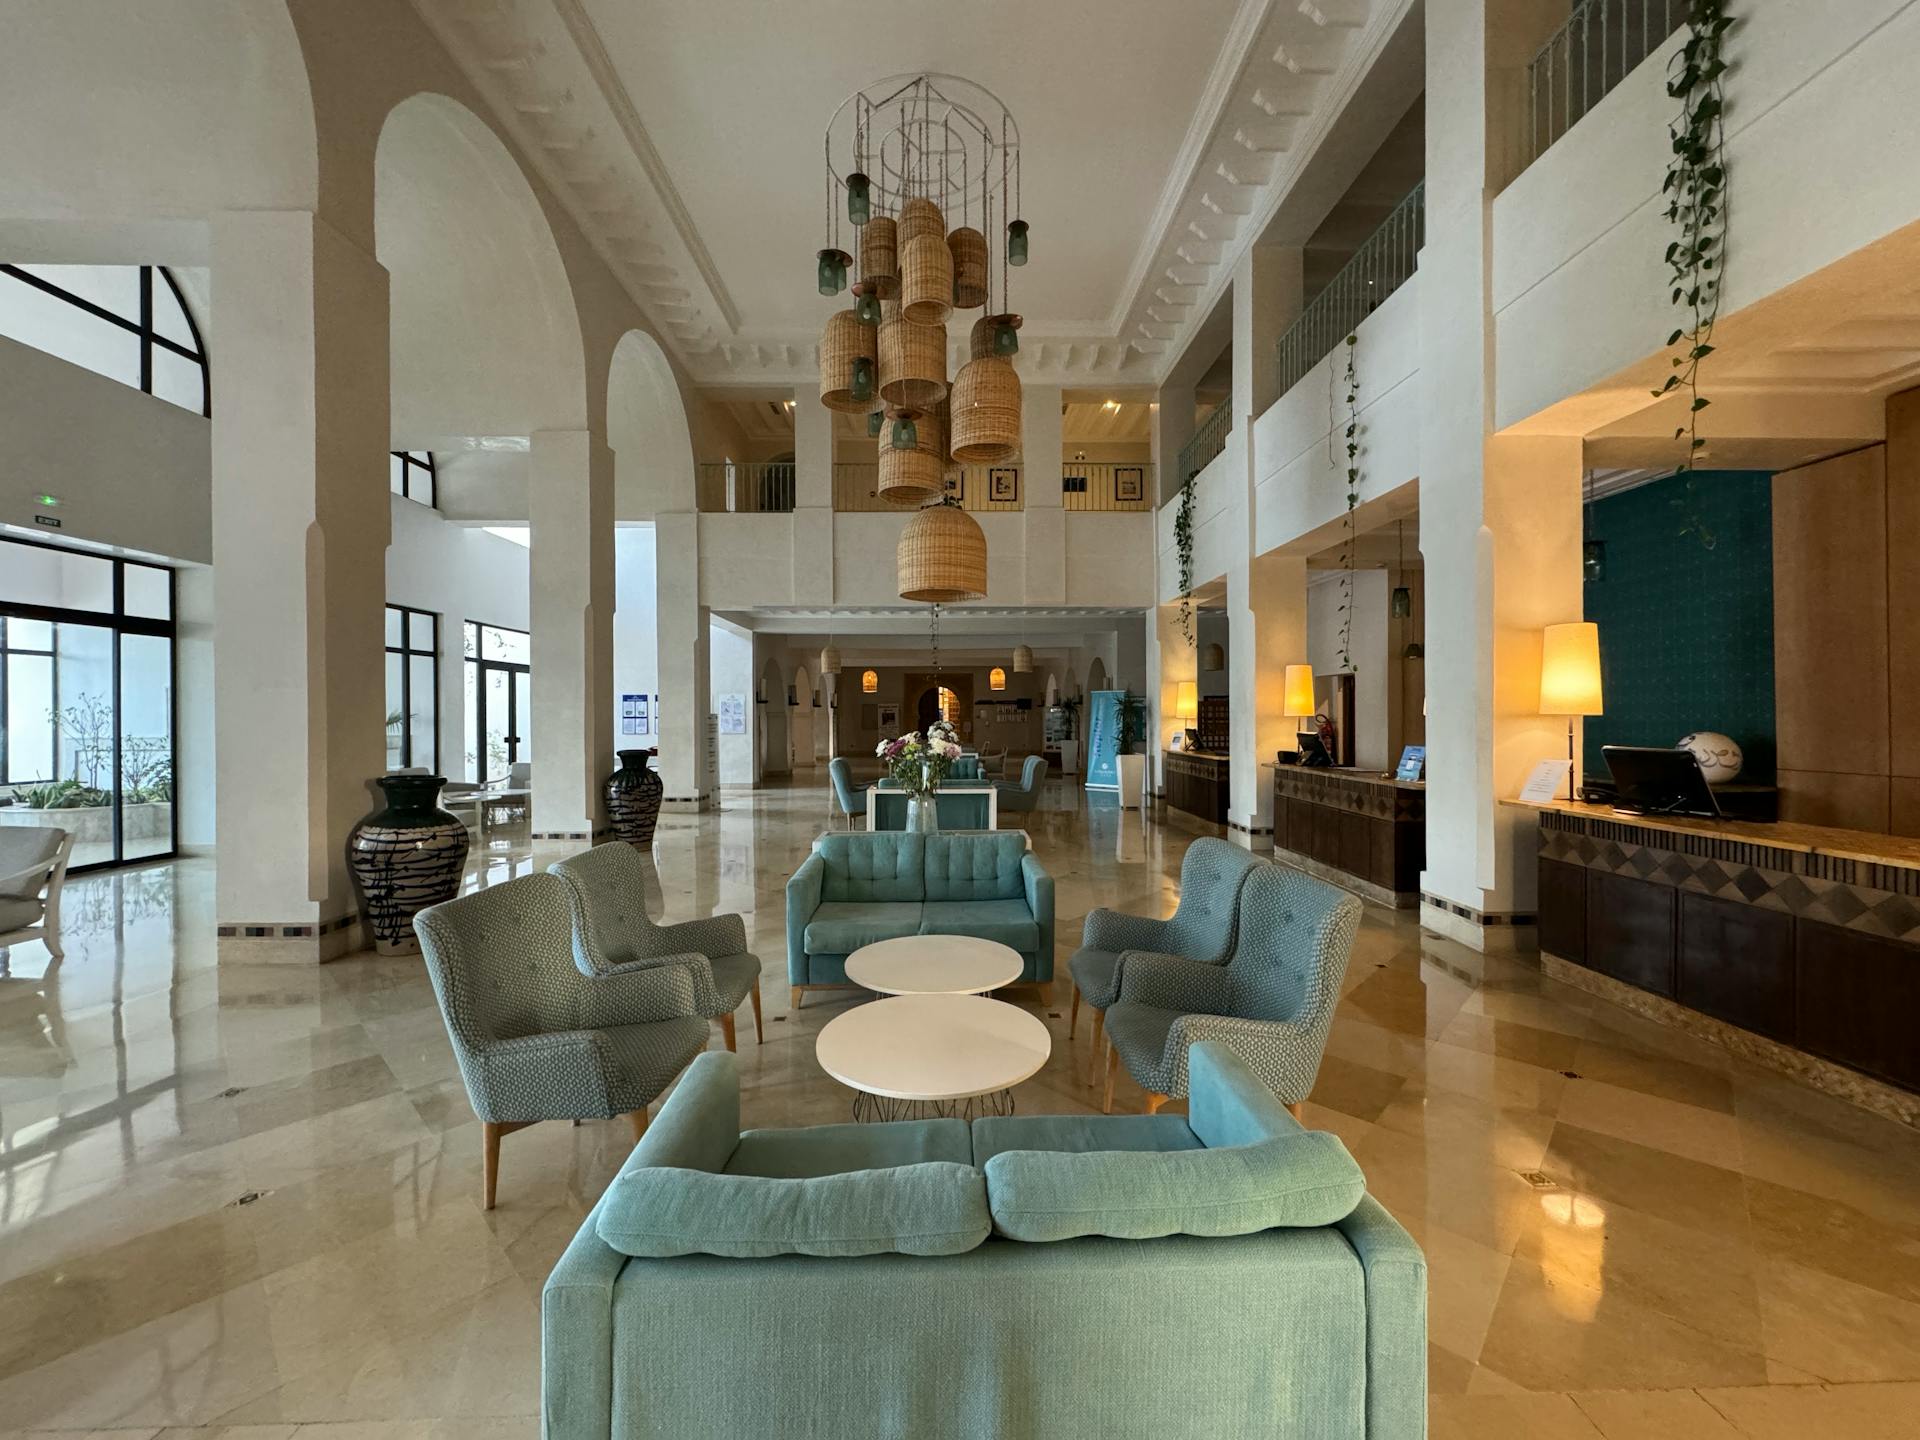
[695, 459, 1156, 515]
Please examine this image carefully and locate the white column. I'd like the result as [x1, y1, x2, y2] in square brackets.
[1151, 383, 1196, 504]
[1022, 384, 1065, 604]
[792, 386, 834, 606]
[655, 510, 712, 808]
[530, 428, 614, 841]
[210, 210, 389, 960]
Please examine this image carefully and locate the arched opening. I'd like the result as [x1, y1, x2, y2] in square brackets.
[760, 657, 788, 776]
[915, 684, 960, 732]
[1087, 657, 1109, 694]
[790, 662, 815, 770]
[610, 329, 696, 520]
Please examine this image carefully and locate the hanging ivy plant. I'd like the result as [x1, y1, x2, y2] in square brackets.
[1175, 469, 1197, 645]
[1655, 0, 1735, 550]
[1338, 333, 1360, 671]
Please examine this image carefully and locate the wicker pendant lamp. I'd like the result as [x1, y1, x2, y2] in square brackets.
[819, 643, 841, 676]
[877, 406, 944, 505]
[819, 309, 879, 414]
[878, 312, 947, 409]
[860, 215, 899, 298]
[1012, 643, 1033, 674]
[898, 197, 944, 247]
[950, 355, 1021, 463]
[898, 499, 987, 603]
[1201, 642, 1225, 672]
[948, 227, 989, 310]
[900, 231, 954, 326]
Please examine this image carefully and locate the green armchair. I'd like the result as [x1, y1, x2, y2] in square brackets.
[548, 842, 764, 1050]
[414, 872, 711, 1209]
[827, 757, 866, 828]
[994, 754, 1049, 813]
[1102, 863, 1363, 1116]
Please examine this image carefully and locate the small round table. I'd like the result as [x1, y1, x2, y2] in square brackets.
[815, 993, 1052, 1122]
[844, 935, 1025, 996]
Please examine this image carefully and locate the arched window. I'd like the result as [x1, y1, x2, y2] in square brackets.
[861, 669, 879, 694]
[936, 686, 960, 725]
[0, 264, 209, 416]
[389, 450, 436, 507]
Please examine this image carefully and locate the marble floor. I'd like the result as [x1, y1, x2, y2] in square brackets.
[2, 779, 1919, 1438]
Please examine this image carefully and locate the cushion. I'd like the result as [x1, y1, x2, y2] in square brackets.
[727, 1118, 971, 1178]
[805, 901, 924, 954]
[815, 833, 927, 903]
[0, 895, 44, 931]
[1067, 947, 1122, 1009]
[919, 899, 1037, 954]
[971, 1113, 1202, 1167]
[596, 1161, 991, 1258]
[982, 1132, 1366, 1243]
[922, 833, 1027, 902]
[1187, 1039, 1302, 1149]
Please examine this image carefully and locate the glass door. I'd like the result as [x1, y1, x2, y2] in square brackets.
[464, 622, 530, 785]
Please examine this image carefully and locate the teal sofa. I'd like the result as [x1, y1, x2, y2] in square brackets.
[787, 831, 1054, 1006]
[542, 1042, 1428, 1439]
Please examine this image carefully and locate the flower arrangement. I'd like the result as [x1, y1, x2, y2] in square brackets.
[876, 718, 963, 796]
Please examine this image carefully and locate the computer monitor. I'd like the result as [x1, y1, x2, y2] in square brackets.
[1601, 745, 1722, 819]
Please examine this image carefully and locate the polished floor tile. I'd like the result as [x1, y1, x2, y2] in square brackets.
[3, 777, 1919, 1436]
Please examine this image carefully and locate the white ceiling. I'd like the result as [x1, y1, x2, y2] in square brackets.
[416, 0, 1408, 387]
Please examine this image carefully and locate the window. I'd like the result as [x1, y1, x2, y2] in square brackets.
[385, 604, 439, 772]
[390, 450, 437, 507]
[0, 264, 209, 417]
[1, 617, 56, 784]
[463, 621, 531, 783]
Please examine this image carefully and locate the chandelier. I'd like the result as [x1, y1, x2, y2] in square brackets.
[813, 73, 1027, 603]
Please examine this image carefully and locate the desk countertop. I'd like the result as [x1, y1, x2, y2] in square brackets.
[1506, 796, 1920, 869]
[1274, 765, 1425, 793]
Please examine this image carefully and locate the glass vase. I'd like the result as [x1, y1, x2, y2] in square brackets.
[906, 793, 940, 834]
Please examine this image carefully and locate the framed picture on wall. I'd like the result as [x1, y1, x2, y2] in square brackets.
[636, 695, 650, 733]
[990, 467, 1019, 503]
[1115, 466, 1145, 502]
[878, 704, 900, 731]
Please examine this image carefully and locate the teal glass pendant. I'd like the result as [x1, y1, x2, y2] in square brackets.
[847, 172, 871, 226]
[1390, 585, 1412, 618]
[850, 356, 874, 401]
[817, 248, 850, 296]
[891, 415, 918, 450]
[1006, 218, 1029, 266]
[867, 409, 884, 438]
[855, 285, 881, 326]
[993, 323, 1019, 356]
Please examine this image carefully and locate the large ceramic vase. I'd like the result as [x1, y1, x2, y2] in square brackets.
[605, 748, 665, 847]
[348, 774, 470, 956]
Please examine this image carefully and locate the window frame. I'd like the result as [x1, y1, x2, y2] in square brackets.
[385, 603, 440, 772]
[390, 450, 437, 508]
[0, 263, 210, 417]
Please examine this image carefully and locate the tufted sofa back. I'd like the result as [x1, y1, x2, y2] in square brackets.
[923, 832, 1028, 901]
[814, 832, 928, 902]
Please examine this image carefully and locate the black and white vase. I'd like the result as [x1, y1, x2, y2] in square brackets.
[348, 774, 470, 956]
[605, 748, 664, 847]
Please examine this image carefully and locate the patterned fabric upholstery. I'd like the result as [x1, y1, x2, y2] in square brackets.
[548, 843, 760, 1018]
[1104, 864, 1362, 1103]
[828, 758, 867, 818]
[414, 873, 709, 1124]
[995, 755, 1049, 812]
[1068, 838, 1263, 1011]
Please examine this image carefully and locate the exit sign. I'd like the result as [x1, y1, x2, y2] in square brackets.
[33, 514, 61, 528]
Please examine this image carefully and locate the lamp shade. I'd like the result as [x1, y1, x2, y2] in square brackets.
[819, 645, 841, 676]
[1284, 664, 1317, 718]
[861, 669, 879, 694]
[1200, 642, 1225, 672]
[1175, 681, 1198, 721]
[1012, 643, 1033, 673]
[897, 501, 987, 603]
[1540, 622, 1604, 716]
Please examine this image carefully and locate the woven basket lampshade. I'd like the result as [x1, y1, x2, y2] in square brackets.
[898, 501, 987, 603]
[900, 231, 954, 326]
[1012, 643, 1034, 674]
[948, 227, 989, 309]
[860, 216, 899, 298]
[1201, 642, 1225, 672]
[969, 315, 997, 361]
[818, 309, 879, 414]
[949, 355, 1021, 463]
[819, 645, 841, 676]
[897, 197, 945, 247]
[878, 314, 948, 409]
[877, 407, 945, 506]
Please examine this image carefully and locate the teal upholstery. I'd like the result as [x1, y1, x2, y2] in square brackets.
[827, 757, 866, 822]
[1068, 836, 1263, 1015]
[728, 1119, 971, 1177]
[543, 1044, 1426, 1439]
[595, 1162, 990, 1259]
[548, 843, 761, 1035]
[994, 753, 1049, 812]
[971, 1112, 1201, 1166]
[869, 787, 996, 830]
[950, 755, 983, 780]
[786, 832, 1054, 989]
[1106, 864, 1363, 1103]
[413, 874, 709, 1126]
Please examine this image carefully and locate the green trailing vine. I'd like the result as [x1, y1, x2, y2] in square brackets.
[1175, 469, 1197, 645]
[1655, 0, 1734, 550]
[1338, 333, 1359, 671]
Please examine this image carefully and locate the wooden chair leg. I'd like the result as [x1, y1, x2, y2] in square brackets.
[1287, 1101, 1305, 1123]
[627, 1108, 650, 1144]
[1144, 1093, 1169, 1115]
[1036, 981, 1053, 1007]
[791, 985, 805, 1011]
[482, 1121, 502, 1212]
[720, 1011, 737, 1053]
[1087, 1008, 1105, 1086]
[1102, 1047, 1119, 1115]
[1069, 985, 1080, 1039]
[750, 980, 764, 1044]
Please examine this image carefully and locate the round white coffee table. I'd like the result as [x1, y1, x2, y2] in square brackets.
[815, 993, 1052, 1122]
[844, 935, 1024, 996]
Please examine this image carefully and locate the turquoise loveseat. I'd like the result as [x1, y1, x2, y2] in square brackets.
[787, 831, 1055, 1006]
[542, 1042, 1428, 1439]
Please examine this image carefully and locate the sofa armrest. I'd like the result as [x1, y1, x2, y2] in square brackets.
[786, 854, 826, 985]
[1115, 952, 1234, 1013]
[475, 1030, 618, 1119]
[572, 959, 699, 1028]
[1334, 1195, 1429, 1440]
[653, 912, 749, 962]
[1186, 1040, 1304, 1147]
[1082, 907, 1170, 955]
[543, 1194, 627, 1440]
[1021, 853, 1055, 982]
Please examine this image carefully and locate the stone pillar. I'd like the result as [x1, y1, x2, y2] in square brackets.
[1151, 383, 1197, 504]
[655, 510, 712, 809]
[1420, 0, 1584, 949]
[1148, 602, 1196, 799]
[792, 386, 834, 606]
[529, 428, 614, 842]
[1022, 384, 1065, 604]
[210, 210, 388, 960]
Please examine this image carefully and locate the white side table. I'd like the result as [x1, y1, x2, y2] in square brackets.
[845, 935, 1024, 996]
[815, 993, 1052, 1122]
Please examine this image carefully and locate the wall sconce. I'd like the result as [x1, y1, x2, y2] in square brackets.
[990, 666, 1007, 692]
[862, 669, 879, 694]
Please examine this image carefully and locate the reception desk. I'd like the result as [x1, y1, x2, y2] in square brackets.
[1274, 768, 1425, 908]
[1163, 750, 1230, 825]
[1516, 798, 1920, 1120]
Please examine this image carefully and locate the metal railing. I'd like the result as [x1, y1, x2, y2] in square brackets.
[1274, 181, 1424, 402]
[1526, 0, 1686, 164]
[833, 462, 1023, 513]
[696, 461, 795, 513]
[1062, 462, 1155, 511]
[1175, 405, 1231, 484]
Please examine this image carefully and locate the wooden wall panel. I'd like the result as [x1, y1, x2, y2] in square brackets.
[1893, 777, 1920, 839]
[1888, 390, 1920, 781]
[1776, 769, 1890, 833]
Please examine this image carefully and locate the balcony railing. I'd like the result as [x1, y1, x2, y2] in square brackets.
[1175, 405, 1231, 484]
[1274, 180, 1424, 402]
[696, 461, 795, 513]
[1062, 462, 1155, 512]
[1526, 0, 1686, 165]
[831, 461, 1155, 513]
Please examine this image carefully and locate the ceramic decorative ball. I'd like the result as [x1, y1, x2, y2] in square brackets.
[1678, 731, 1743, 784]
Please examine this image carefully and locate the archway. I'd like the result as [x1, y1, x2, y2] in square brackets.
[790, 662, 815, 770]
[610, 329, 696, 520]
[760, 657, 788, 776]
[1087, 657, 1109, 694]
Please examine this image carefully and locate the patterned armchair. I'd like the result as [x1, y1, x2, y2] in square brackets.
[1101, 864, 1362, 1117]
[828, 757, 867, 828]
[994, 754, 1049, 813]
[548, 842, 764, 1050]
[1066, 837, 1263, 1080]
[414, 872, 710, 1210]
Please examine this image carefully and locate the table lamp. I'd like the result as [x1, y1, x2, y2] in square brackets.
[1283, 664, 1316, 757]
[1175, 681, 1198, 751]
[1539, 621, 1603, 801]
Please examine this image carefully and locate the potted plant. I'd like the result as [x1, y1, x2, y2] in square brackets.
[876, 718, 963, 832]
[1116, 693, 1149, 810]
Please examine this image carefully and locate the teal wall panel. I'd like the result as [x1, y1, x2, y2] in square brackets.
[1583, 470, 1775, 781]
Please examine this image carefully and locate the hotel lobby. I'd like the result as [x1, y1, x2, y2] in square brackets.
[5, 2, 1920, 1436]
